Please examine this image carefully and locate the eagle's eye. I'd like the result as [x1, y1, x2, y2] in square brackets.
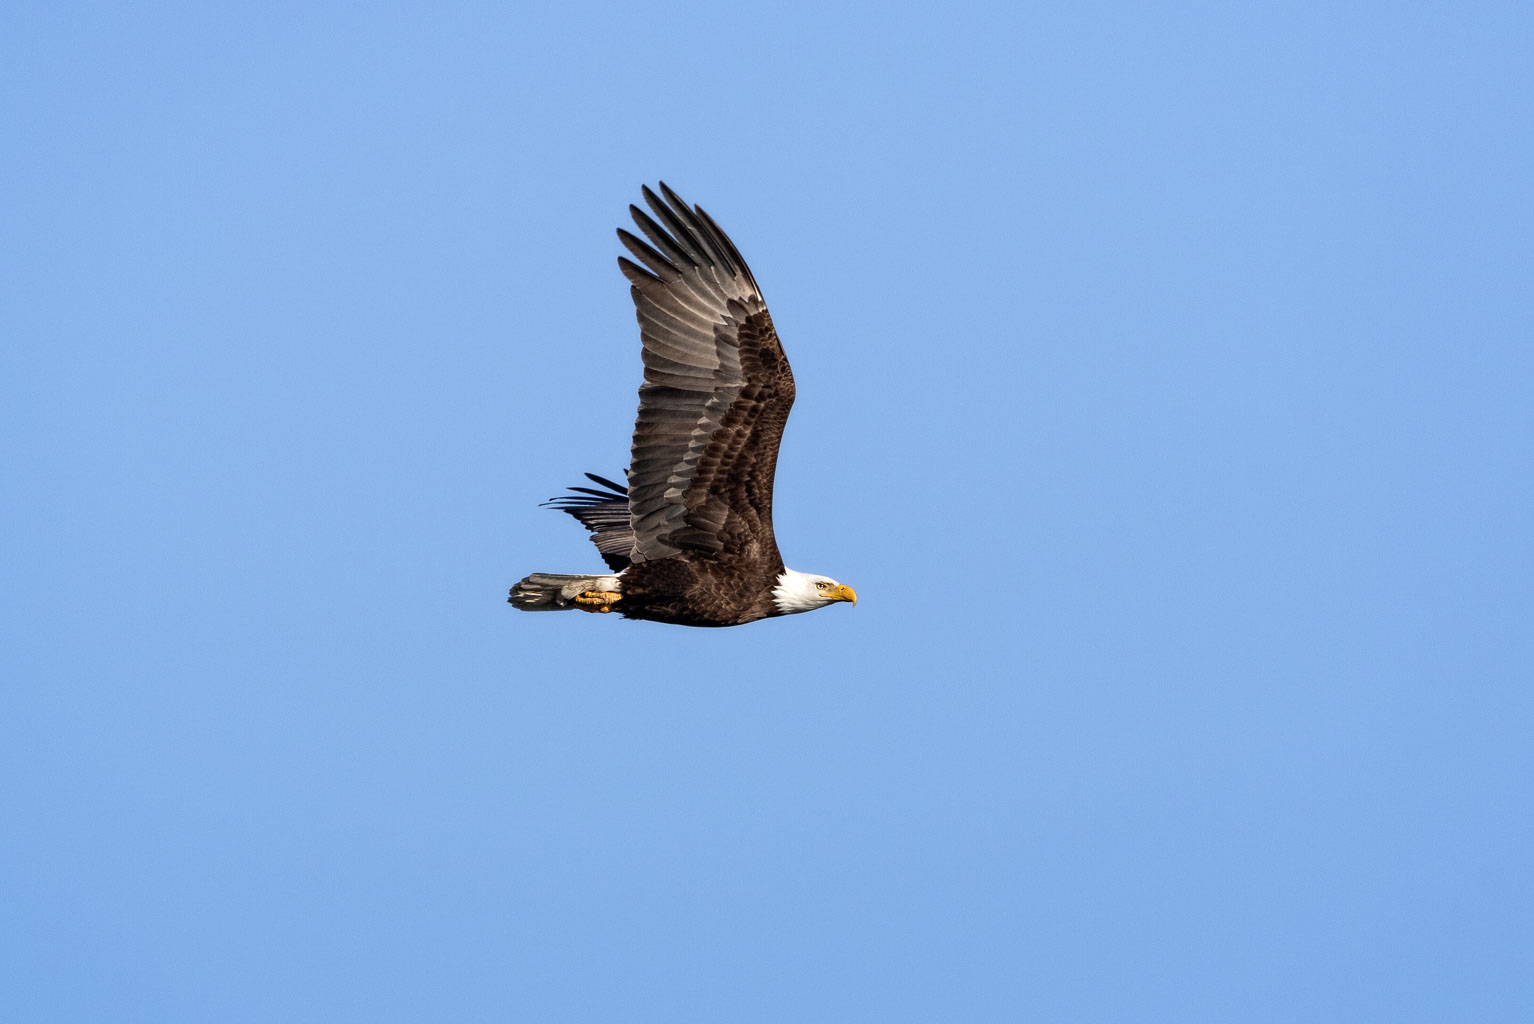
[815, 581, 829, 590]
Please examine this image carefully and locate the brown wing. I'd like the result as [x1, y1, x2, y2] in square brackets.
[617, 183, 795, 565]
[541, 472, 635, 571]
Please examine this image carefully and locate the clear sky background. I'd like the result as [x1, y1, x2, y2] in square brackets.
[4, 2, 1531, 1021]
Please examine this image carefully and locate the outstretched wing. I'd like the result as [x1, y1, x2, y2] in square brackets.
[542, 472, 634, 571]
[617, 183, 795, 564]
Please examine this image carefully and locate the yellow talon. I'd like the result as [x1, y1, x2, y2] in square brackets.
[573, 590, 621, 612]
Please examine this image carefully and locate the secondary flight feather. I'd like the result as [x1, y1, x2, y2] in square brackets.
[507, 183, 856, 627]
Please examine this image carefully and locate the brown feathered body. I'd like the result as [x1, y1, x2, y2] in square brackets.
[617, 552, 781, 627]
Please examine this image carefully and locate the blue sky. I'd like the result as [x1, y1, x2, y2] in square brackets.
[4, 1, 1531, 1020]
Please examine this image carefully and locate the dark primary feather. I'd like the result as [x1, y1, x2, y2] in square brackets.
[542, 472, 634, 571]
[617, 183, 796, 568]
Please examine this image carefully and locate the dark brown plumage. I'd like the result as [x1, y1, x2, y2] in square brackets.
[508, 184, 855, 627]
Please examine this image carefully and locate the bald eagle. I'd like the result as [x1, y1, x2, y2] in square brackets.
[507, 184, 856, 627]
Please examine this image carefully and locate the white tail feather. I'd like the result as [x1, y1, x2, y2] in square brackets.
[508, 572, 621, 611]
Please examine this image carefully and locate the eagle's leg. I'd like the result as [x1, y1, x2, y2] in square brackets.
[573, 590, 622, 613]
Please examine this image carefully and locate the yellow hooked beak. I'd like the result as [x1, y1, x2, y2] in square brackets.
[828, 584, 857, 605]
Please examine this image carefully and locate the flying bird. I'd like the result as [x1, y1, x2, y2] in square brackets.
[508, 184, 857, 627]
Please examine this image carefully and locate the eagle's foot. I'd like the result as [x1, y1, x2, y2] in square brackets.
[574, 590, 622, 613]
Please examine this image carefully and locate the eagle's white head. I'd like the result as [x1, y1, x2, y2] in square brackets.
[772, 568, 858, 616]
